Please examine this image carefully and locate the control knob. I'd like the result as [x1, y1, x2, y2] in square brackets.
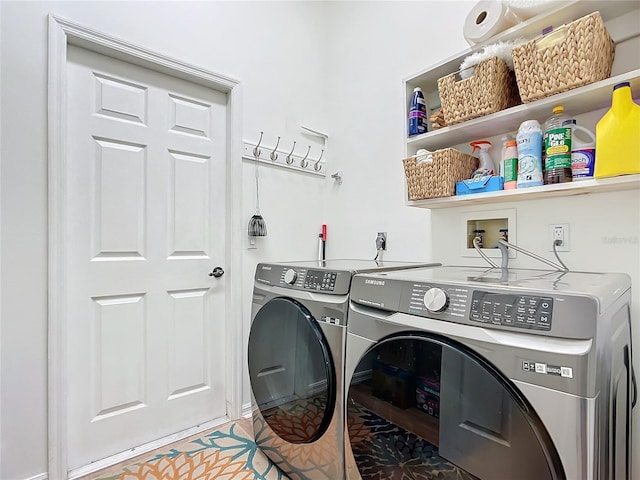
[423, 287, 449, 313]
[283, 268, 298, 285]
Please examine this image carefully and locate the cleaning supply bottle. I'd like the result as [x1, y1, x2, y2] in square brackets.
[595, 82, 640, 178]
[564, 120, 596, 180]
[516, 119, 543, 188]
[502, 139, 518, 189]
[408, 87, 427, 136]
[470, 140, 495, 178]
[543, 105, 573, 184]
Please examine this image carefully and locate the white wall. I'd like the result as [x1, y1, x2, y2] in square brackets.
[2, 1, 639, 479]
[323, 1, 640, 478]
[1, 2, 327, 479]
[323, 0, 475, 261]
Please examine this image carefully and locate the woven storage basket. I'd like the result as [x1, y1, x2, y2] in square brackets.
[512, 11, 615, 103]
[403, 149, 478, 200]
[437, 57, 521, 126]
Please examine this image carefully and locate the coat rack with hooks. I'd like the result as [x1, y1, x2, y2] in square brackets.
[242, 131, 327, 177]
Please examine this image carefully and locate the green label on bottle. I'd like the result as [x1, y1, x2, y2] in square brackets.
[503, 158, 517, 182]
[544, 127, 572, 169]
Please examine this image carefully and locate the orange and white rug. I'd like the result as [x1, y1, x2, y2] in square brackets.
[91, 421, 286, 480]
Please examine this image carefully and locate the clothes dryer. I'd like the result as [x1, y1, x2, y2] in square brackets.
[344, 266, 635, 480]
[248, 260, 437, 480]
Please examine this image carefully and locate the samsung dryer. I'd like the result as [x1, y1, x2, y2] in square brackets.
[248, 259, 437, 480]
[344, 266, 635, 480]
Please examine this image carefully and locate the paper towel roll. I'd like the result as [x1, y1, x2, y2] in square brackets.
[463, 0, 520, 46]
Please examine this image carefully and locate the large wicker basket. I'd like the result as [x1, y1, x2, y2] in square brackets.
[437, 57, 521, 126]
[403, 149, 478, 200]
[512, 11, 615, 103]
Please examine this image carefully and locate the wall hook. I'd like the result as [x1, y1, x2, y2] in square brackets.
[286, 141, 297, 165]
[313, 149, 324, 172]
[270, 136, 280, 161]
[300, 145, 311, 168]
[253, 131, 263, 159]
[331, 170, 343, 185]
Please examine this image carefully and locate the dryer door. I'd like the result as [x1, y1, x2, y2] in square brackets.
[248, 297, 336, 444]
[346, 334, 565, 480]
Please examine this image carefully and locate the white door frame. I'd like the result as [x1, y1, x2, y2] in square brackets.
[47, 15, 243, 479]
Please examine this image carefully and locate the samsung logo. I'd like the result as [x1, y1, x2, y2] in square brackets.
[261, 266, 272, 270]
[365, 279, 385, 286]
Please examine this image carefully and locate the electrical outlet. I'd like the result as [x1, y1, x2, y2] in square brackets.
[376, 232, 387, 251]
[549, 224, 570, 252]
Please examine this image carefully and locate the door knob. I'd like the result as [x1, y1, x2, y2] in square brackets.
[209, 267, 225, 278]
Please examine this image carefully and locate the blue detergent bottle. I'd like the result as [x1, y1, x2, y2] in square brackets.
[408, 87, 427, 136]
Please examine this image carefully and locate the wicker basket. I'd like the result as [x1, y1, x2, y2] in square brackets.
[512, 11, 615, 103]
[403, 149, 478, 200]
[437, 57, 521, 126]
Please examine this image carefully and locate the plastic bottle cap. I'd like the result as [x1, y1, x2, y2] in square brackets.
[553, 106, 564, 113]
[413, 87, 422, 92]
[613, 82, 630, 91]
[506, 140, 517, 147]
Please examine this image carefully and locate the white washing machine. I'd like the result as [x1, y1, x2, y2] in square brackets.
[344, 266, 635, 480]
[247, 259, 438, 480]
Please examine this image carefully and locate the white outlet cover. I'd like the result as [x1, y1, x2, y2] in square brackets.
[548, 224, 570, 251]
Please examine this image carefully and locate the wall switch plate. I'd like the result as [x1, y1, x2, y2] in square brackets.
[549, 224, 570, 251]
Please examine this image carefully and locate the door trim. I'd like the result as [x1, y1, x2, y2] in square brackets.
[47, 15, 243, 479]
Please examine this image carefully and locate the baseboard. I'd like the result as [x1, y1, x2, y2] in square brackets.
[242, 402, 252, 418]
[67, 416, 231, 479]
[25, 474, 48, 480]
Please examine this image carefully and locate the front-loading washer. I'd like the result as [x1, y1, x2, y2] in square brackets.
[344, 266, 635, 480]
[247, 259, 438, 480]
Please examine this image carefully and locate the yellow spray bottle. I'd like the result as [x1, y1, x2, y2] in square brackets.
[594, 82, 640, 178]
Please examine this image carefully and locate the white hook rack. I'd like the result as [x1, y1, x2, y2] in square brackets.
[242, 136, 326, 177]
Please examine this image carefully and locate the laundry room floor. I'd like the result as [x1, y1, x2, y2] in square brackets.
[82, 416, 286, 480]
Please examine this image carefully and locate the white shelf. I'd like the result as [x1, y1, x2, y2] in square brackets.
[404, 0, 639, 96]
[407, 70, 640, 153]
[406, 175, 640, 209]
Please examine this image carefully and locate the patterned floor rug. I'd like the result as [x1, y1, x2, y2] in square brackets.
[348, 401, 478, 480]
[91, 421, 286, 480]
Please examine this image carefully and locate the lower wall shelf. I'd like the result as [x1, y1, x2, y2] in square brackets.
[406, 175, 640, 209]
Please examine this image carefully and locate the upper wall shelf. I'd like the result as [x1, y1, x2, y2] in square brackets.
[404, 0, 640, 97]
[406, 175, 640, 209]
[407, 70, 640, 152]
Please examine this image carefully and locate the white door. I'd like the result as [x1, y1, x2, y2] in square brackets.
[65, 45, 228, 469]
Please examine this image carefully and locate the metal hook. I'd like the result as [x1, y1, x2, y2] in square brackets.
[270, 136, 280, 161]
[300, 146, 311, 168]
[286, 141, 297, 165]
[252, 131, 263, 158]
[313, 149, 324, 172]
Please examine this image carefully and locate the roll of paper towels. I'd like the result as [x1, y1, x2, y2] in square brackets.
[463, 0, 520, 46]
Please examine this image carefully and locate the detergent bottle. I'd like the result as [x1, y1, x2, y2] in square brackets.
[470, 140, 495, 178]
[595, 82, 640, 178]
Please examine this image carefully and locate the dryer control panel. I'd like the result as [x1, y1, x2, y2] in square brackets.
[255, 264, 352, 295]
[470, 291, 553, 331]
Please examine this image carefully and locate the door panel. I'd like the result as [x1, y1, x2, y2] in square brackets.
[66, 45, 228, 469]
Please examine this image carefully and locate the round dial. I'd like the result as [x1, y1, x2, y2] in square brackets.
[423, 287, 449, 313]
[283, 268, 298, 285]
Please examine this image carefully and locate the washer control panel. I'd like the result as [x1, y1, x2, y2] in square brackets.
[303, 270, 338, 291]
[470, 291, 553, 331]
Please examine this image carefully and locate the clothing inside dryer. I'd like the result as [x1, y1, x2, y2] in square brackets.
[346, 334, 565, 480]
